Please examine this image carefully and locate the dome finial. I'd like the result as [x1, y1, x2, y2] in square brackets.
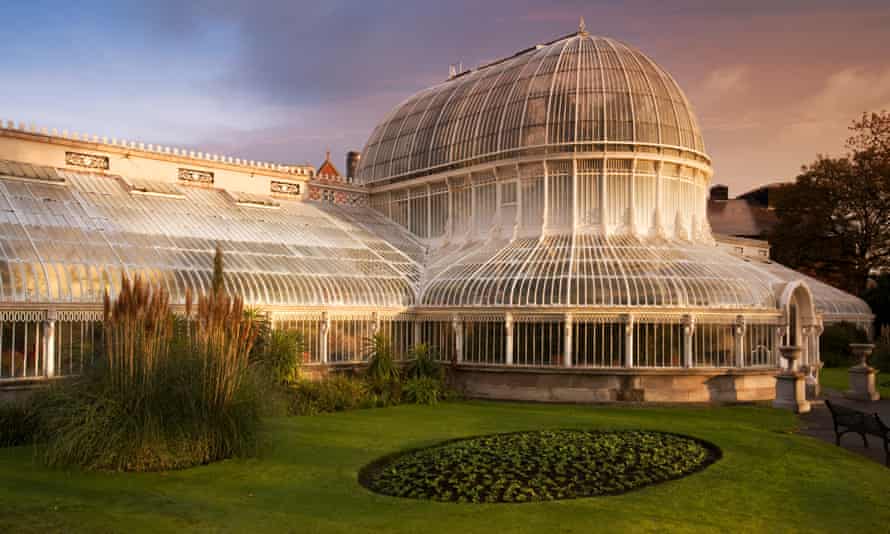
[578, 16, 587, 34]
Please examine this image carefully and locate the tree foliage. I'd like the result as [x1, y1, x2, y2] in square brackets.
[770, 110, 890, 295]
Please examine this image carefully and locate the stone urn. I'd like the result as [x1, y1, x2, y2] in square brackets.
[846, 343, 880, 401]
[849, 343, 875, 369]
[778, 346, 802, 374]
[773, 346, 810, 413]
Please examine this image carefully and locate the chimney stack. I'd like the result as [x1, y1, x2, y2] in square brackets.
[346, 151, 361, 182]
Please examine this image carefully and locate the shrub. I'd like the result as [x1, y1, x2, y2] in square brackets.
[365, 334, 399, 384]
[820, 322, 869, 367]
[403, 377, 442, 405]
[0, 401, 38, 447]
[364, 334, 401, 405]
[37, 275, 263, 471]
[288, 374, 372, 415]
[406, 343, 441, 380]
[261, 329, 304, 385]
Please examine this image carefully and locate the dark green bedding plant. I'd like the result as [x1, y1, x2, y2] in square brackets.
[361, 430, 718, 503]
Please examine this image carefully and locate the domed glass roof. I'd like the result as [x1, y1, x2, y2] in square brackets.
[357, 32, 706, 184]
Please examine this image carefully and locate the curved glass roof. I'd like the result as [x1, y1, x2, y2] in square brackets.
[420, 235, 777, 309]
[0, 162, 420, 308]
[749, 258, 873, 321]
[417, 233, 873, 322]
[357, 32, 706, 184]
[0, 158, 871, 323]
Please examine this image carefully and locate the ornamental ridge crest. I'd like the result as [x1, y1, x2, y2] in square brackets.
[65, 151, 109, 170]
[177, 168, 214, 184]
[270, 180, 301, 196]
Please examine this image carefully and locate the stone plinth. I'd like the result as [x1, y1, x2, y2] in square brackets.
[845, 343, 880, 401]
[773, 346, 810, 414]
[803, 362, 823, 399]
[449, 365, 779, 403]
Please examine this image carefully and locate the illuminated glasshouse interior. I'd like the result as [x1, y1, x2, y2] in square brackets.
[0, 25, 873, 401]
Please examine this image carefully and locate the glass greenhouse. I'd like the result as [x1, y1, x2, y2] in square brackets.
[0, 27, 873, 401]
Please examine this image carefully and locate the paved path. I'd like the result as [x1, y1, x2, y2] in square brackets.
[800, 389, 889, 467]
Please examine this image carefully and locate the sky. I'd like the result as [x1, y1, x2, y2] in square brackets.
[1, 0, 889, 194]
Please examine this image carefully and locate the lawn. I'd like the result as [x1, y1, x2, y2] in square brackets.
[821, 366, 890, 398]
[1, 401, 888, 533]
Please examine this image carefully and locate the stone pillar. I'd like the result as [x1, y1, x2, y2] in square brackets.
[802, 325, 823, 399]
[563, 313, 573, 368]
[682, 315, 694, 368]
[773, 346, 811, 413]
[504, 313, 514, 366]
[43, 310, 57, 378]
[320, 312, 330, 365]
[845, 343, 880, 401]
[623, 314, 634, 368]
[452, 315, 463, 364]
[734, 315, 746, 368]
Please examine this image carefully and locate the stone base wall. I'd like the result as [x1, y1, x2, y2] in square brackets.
[451, 366, 778, 403]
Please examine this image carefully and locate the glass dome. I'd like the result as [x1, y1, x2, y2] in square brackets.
[357, 32, 706, 185]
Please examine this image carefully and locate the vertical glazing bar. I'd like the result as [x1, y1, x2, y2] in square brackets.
[11, 321, 16, 377]
[24, 321, 30, 377]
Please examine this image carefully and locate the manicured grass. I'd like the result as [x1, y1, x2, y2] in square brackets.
[821, 366, 890, 397]
[1, 401, 889, 533]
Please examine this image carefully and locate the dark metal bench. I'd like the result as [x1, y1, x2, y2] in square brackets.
[825, 399, 889, 466]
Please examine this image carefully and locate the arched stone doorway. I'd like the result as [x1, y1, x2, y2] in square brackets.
[778, 282, 822, 396]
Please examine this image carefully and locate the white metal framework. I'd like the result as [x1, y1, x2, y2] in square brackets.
[0, 27, 873, 385]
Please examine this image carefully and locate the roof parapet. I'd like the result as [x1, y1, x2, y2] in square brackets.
[0, 118, 315, 176]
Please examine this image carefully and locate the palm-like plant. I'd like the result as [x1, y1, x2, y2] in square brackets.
[364, 333, 399, 387]
[407, 343, 441, 380]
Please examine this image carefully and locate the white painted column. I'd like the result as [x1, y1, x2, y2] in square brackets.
[563, 313, 573, 367]
[452, 315, 463, 364]
[320, 312, 330, 364]
[775, 325, 786, 370]
[43, 310, 57, 378]
[734, 315, 746, 368]
[682, 314, 695, 368]
[814, 321, 824, 367]
[623, 314, 634, 368]
[504, 313, 514, 366]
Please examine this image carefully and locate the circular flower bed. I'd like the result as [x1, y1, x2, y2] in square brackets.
[360, 430, 719, 503]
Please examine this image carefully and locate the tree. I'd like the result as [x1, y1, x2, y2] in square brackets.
[212, 244, 225, 296]
[864, 273, 890, 331]
[770, 111, 890, 295]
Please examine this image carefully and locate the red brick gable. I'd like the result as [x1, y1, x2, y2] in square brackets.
[316, 151, 342, 178]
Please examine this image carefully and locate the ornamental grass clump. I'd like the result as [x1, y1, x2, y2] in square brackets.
[37, 273, 263, 472]
[103, 276, 174, 411]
